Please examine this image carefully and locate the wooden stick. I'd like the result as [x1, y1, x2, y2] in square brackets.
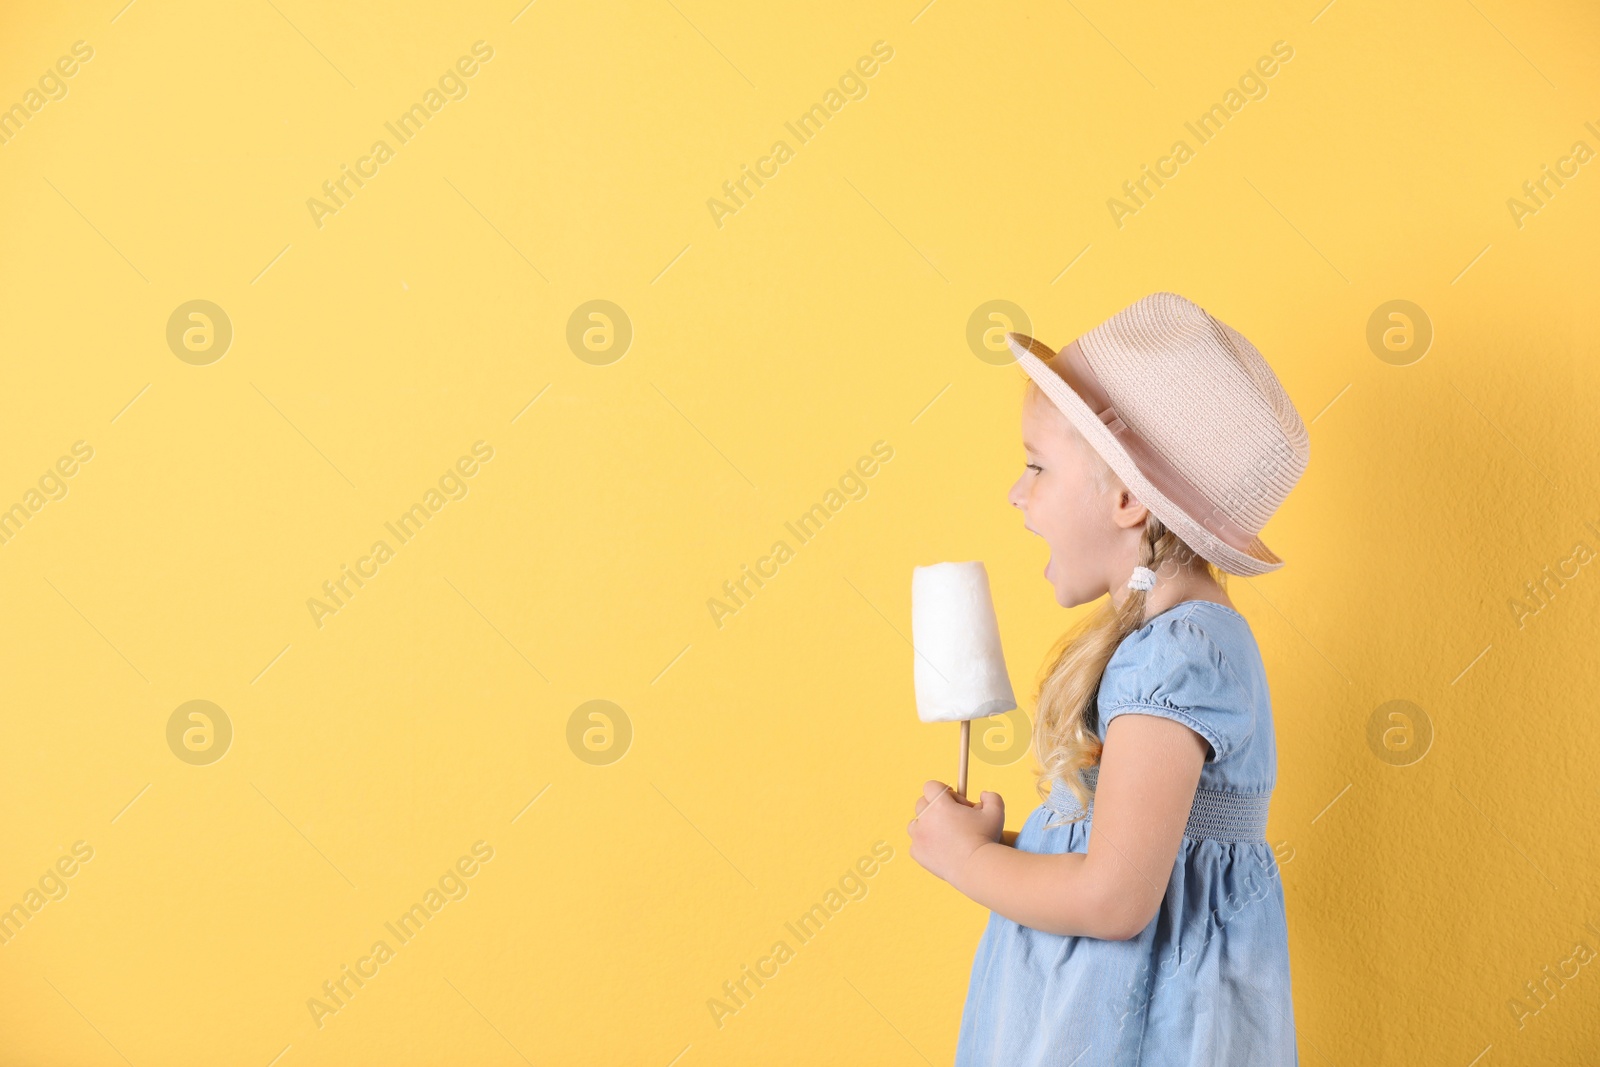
[957, 719, 970, 800]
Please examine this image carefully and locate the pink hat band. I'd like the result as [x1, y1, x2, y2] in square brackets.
[1006, 292, 1310, 577]
[1052, 338, 1266, 558]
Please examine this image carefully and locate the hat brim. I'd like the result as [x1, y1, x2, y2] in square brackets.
[1007, 333, 1285, 577]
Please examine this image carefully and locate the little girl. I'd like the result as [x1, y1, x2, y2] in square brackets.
[908, 292, 1309, 1065]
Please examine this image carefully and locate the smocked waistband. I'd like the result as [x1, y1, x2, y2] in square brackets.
[1043, 765, 1271, 842]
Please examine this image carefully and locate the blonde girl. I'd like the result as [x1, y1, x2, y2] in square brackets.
[908, 292, 1308, 1065]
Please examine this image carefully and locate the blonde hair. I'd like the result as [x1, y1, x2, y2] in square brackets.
[1021, 382, 1227, 824]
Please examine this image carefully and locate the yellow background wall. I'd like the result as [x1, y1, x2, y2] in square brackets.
[2, 0, 1598, 1063]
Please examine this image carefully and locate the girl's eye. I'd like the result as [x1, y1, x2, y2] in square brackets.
[1026, 463, 1042, 474]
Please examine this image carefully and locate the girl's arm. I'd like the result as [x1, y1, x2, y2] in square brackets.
[909, 713, 1208, 940]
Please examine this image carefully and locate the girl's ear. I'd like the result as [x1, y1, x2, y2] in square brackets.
[1111, 489, 1149, 530]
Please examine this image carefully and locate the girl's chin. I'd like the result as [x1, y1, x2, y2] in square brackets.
[1044, 562, 1065, 600]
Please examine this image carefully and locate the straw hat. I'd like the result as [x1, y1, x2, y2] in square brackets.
[1007, 292, 1309, 577]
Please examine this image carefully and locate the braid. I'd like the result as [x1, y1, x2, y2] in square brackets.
[1034, 512, 1215, 821]
[1020, 377, 1228, 820]
[1094, 516, 1173, 730]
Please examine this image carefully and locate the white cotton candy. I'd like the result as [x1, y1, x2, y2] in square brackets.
[911, 561, 1017, 723]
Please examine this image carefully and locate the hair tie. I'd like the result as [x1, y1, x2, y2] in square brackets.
[1127, 565, 1157, 591]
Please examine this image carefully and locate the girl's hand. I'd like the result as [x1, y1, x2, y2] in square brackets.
[908, 780, 1005, 886]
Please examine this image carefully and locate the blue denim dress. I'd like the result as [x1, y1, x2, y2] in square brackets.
[954, 601, 1298, 1066]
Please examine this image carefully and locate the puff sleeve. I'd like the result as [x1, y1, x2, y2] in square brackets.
[1095, 611, 1254, 764]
